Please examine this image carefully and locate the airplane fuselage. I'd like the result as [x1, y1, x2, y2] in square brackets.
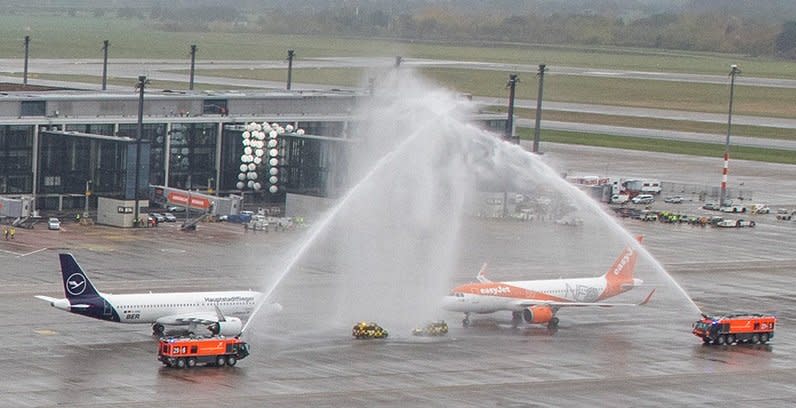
[443, 276, 613, 314]
[55, 290, 260, 324]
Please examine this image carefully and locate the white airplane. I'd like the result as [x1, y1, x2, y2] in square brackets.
[442, 237, 654, 329]
[35, 253, 276, 336]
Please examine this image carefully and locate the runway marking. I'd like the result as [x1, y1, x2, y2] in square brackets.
[34, 329, 58, 336]
[0, 248, 23, 256]
[18, 247, 48, 257]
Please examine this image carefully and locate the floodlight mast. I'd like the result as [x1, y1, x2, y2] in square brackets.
[720, 64, 741, 207]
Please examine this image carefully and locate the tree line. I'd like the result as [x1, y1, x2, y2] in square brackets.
[112, 5, 796, 59]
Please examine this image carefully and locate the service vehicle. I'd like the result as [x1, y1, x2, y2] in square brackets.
[352, 321, 389, 339]
[663, 196, 684, 204]
[163, 213, 177, 222]
[750, 204, 770, 215]
[158, 336, 250, 368]
[720, 204, 747, 213]
[703, 202, 721, 211]
[412, 320, 449, 336]
[736, 219, 756, 228]
[47, 217, 61, 230]
[631, 194, 655, 205]
[609, 194, 630, 204]
[692, 313, 776, 345]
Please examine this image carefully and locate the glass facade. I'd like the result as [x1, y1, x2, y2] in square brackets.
[168, 123, 217, 189]
[0, 125, 33, 194]
[118, 124, 167, 186]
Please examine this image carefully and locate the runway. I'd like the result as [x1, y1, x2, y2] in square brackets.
[2, 145, 795, 407]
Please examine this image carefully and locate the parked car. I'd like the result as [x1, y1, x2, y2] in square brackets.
[163, 213, 177, 222]
[166, 206, 186, 213]
[149, 212, 166, 223]
[750, 204, 770, 214]
[631, 194, 655, 205]
[664, 196, 683, 204]
[703, 202, 721, 211]
[47, 217, 61, 230]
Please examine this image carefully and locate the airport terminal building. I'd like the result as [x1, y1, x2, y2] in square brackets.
[0, 86, 507, 214]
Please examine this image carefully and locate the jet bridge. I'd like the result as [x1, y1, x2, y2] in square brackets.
[149, 185, 241, 217]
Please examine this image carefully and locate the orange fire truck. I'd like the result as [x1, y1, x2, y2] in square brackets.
[158, 336, 250, 368]
[692, 313, 776, 345]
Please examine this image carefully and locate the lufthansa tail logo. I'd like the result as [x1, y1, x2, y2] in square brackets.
[66, 273, 87, 296]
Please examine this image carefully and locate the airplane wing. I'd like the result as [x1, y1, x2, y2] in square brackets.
[513, 289, 655, 309]
[155, 303, 283, 326]
[34, 295, 60, 303]
[155, 312, 220, 326]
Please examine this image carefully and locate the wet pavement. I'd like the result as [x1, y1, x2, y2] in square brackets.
[2, 145, 795, 407]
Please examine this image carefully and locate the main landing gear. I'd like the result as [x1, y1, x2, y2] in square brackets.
[462, 313, 471, 327]
[152, 323, 165, 337]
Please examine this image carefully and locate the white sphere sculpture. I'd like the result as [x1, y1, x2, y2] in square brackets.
[269, 148, 279, 157]
[269, 185, 278, 193]
[254, 156, 262, 165]
[269, 158, 279, 166]
[236, 181, 245, 189]
[243, 147, 252, 155]
[269, 130, 277, 139]
[238, 173, 246, 181]
[286, 124, 294, 132]
[247, 180, 254, 188]
[239, 164, 248, 172]
[296, 129, 305, 135]
[247, 163, 256, 171]
[254, 182, 261, 190]
[267, 139, 277, 148]
[269, 176, 278, 184]
[269, 167, 279, 176]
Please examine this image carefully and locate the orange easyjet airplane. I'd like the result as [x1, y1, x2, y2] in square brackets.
[442, 236, 654, 329]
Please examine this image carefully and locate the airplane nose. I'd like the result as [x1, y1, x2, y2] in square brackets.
[440, 296, 459, 311]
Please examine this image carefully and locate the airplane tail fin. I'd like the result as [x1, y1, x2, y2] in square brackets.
[600, 236, 642, 298]
[59, 253, 101, 300]
[476, 263, 491, 283]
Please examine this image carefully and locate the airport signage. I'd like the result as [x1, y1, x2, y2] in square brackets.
[167, 192, 210, 209]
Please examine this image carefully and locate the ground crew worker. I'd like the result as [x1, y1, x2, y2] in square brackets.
[9, 226, 15, 239]
[3, 226, 8, 240]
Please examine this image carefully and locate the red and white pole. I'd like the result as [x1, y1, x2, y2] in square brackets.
[721, 65, 740, 206]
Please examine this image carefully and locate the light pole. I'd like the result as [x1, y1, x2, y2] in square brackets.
[189, 44, 197, 90]
[505, 73, 519, 144]
[101, 40, 109, 90]
[720, 64, 741, 206]
[286, 49, 295, 90]
[134, 75, 146, 226]
[532, 64, 547, 153]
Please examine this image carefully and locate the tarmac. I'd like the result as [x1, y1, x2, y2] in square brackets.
[2, 144, 795, 407]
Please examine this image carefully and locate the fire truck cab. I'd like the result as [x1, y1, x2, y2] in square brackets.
[158, 336, 249, 368]
[692, 313, 776, 345]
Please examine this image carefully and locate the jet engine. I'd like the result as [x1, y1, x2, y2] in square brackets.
[209, 317, 243, 337]
[522, 305, 554, 324]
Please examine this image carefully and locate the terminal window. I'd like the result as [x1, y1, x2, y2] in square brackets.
[20, 101, 46, 117]
[203, 99, 228, 115]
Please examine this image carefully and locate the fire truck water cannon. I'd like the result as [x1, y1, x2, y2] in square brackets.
[692, 313, 776, 346]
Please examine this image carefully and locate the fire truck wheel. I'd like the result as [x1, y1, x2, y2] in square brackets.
[702, 337, 711, 344]
[175, 358, 186, 369]
[216, 356, 226, 367]
[186, 358, 196, 368]
[226, 356, 237, 367]
[726, 334, 736, 344]
[715, 335, 726, 345]
[760, 333, 769, 344]
[751, 333, 760, 344]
